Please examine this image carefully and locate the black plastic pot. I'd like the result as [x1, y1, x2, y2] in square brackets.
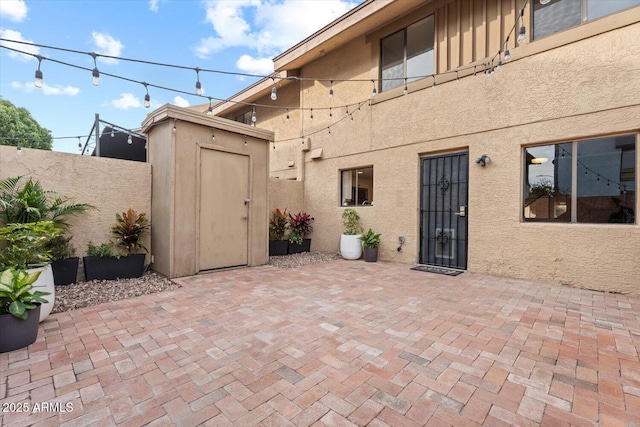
[288, 238, 311, 254]
[51, 257, 79, 285]
[269, 240, 288, 256]
[363, 247, 379, 262]
[0, 305, 41, 353]
[83, 253, 145, 281]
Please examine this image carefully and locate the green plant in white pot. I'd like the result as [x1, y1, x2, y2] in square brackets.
[340, 208, 363, 260]
[0, 221, 61, 322]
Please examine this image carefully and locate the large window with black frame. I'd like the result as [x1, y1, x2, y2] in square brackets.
[341, 167, 374, 207]
[524, 134, 636, 223]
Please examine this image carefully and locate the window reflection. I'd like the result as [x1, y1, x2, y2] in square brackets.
[341, 167, 374, 206]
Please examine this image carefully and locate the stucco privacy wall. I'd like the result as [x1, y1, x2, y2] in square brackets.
[285, 21, 640, 293]
[268, 178, 304, 218]
[0, 145, 152, 267]
[143, 105, 273, 279]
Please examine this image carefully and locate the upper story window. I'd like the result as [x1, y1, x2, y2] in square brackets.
[380, 15, 435, 92]
[524, 134, 636, 224]
[533, 0, 640, 40]
[235, 111, 252, 125]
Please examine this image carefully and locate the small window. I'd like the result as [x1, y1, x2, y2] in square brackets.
[341, 167, 374, 206]
[533, 0, 640, 40]
[235, 111, 252, 125]
[380, 15, 434, 92]
[524, 135, 636, 223]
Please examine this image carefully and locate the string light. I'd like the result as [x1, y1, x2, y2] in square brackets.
[371, 80, 377, 96]
[329, 108, 332, 118]
[455, 71, 460, 82]
[403, 78, 408, 94]
[504, 35, 511, 62]
[212, 129, 215, 140]
[517, 8, 526, 44]
[127, 134, 133, 144]
[77, 136, 82, 151]
[286, 108, 290, 121]
[110, 129, 115, 138]
[90, 52, 100, 86]
[271, 86, 277, 101]
[329, 80, 334, 99]
[172, 119, 176, 132]
[310, 108, 314, 120]
[206, 97, 213, 115]
[432, 75, 436, 89]
[16, 145, 22, 154]
[244, 136, 247, 146]
[34, 54, 43, 88]
[195, 67, 202, 96]
[143, 82, 151, 108]
[251, 105, 257, 123]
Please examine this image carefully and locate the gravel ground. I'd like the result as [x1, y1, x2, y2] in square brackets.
[52, 251, 341, 314]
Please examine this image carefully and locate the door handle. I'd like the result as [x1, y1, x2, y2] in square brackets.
[454, 206, 466, 217]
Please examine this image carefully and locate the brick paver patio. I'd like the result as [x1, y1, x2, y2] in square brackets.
[1, 260, 640, 426]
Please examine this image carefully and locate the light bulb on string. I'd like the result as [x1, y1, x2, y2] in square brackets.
[371, 80, 377, 96]
[310, 109, 314, 120]
[329, 80, 334, 99]
[110, 129, 115, 138]
[172, 120, 177, 132]
[517, 9, 526, 44]
[143, 82, 151, 108]
[328, 127, 331, 135]
[244, 136, 247, 146]
[456, 71, 460, 82]
[34, 55, 44, 88]
[77, 137, 82, 151]
[271, 86, 277, 101]
[17, 145, 22, 154]
[473, 65, 477, 77]
[127, 134, 133, 145]
[195, 68, 202, 96]
[432, 75, 436, 89]
[403, 78, 408, 94]
[504, 48, 511, 62]
[251, 106, 257, 123]
[90, 52, 100, 86]
[212, 129, 215, 141]
[206, 97, 213, 115]
[329, 108, 333, 118]
[286, 108, 290, 121]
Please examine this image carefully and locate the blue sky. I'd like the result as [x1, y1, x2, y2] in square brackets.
[0, 0, 359, 153]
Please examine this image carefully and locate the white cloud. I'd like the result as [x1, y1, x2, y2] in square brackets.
[91, 32, 124, 64]
[236, 55, 273, 75]
[0, 0, 28, 22]
[0, 29, 39, 61]
[11, 81, 80, 96]
[194, 0, 357, 61]
[149, 0, 166, 12]
[173, 96, 190, 107]
[110, 93, 141, 109]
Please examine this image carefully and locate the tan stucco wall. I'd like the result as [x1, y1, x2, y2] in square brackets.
[268, 178, 304, 218]
[260, 19, 640, 293]
[143, 105, 272, 278]
[0, 145, 152, 266]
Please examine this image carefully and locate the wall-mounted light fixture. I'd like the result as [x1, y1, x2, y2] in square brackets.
[475, 155, 491, 166]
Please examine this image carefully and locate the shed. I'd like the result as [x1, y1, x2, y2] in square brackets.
[141, 105, 273, 279]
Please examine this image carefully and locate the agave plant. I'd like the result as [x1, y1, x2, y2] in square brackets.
[0, 175, 95, 229]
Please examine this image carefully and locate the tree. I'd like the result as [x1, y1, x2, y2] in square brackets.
[0, 99, 52, 150]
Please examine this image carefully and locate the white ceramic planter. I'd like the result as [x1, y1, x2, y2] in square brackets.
[340, 234, 363, 260]
[27, 264, 55, 322]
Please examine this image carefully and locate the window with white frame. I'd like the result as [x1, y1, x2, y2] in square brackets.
[524, 134, 636, 223]
[380, 15, 435, 92]
[533, 0, 640, 40]
[341, 167, 374, 206]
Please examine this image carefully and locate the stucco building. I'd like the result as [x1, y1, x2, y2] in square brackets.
[200, 0, 640, 293]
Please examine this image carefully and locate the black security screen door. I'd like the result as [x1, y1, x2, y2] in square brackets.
[420, 152, 468, 269]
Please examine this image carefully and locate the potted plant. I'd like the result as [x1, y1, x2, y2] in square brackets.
[0, 221, 61, 322]
[340, 208, 363, 260]
[47, 235, 79, 285]
[83, 208, 150, 280]
[0, 175, 96, 286]
[359, 228, 381, 262]
[0, 268, 50, 353]
[269, 208, 289, 256]
[287, 211, 314, 254]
